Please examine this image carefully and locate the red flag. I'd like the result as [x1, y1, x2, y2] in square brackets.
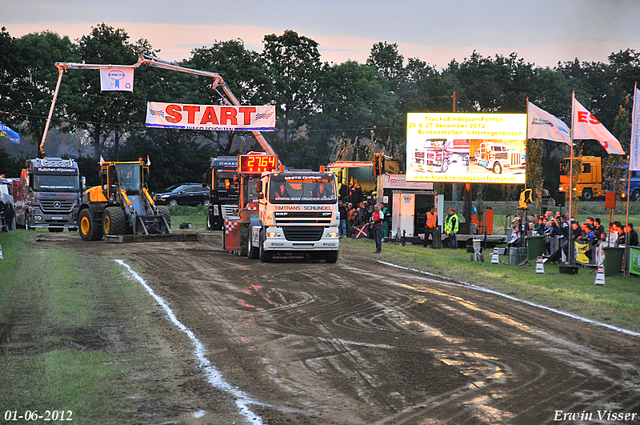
[572, 97, 625, 155]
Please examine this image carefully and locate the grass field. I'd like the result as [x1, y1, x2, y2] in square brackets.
[0, 230, 199, 424]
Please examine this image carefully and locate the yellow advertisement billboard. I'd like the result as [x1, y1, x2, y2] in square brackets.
[406, 113, 527, 184]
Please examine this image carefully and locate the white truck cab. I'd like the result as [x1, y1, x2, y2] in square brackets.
[254, 170, 340, 263]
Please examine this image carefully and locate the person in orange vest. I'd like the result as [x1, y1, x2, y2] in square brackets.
[372, 203, 384, 253]
[423, 205, 438, 247]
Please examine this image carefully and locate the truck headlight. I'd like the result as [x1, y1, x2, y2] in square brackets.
[326, 232, 339, 238]
[267, 231, 282, 238]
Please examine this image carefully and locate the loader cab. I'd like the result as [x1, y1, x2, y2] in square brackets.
[115, 163, 142, 193]
[101, 161, 146, 200]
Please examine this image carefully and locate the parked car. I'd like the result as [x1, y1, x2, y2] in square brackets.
[154, 183, 210, 206]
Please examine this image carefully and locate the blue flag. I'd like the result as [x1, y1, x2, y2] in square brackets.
[0, 123, 20, 144]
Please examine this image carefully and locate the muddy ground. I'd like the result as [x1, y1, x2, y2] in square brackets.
[33, 231, 640, 424]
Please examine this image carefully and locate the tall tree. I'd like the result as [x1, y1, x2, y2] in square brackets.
[315, 60, 399, 162]
[184, 39, 273, 155]
[444, 51, 536, 112]
[261, 30, 322, 150]
[0, 29, 75, 150]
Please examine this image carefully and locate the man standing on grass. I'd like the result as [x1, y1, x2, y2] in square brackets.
[372, 203, 384, 253]
[424, 205, 438, 247]
[445, 207, 459, 249]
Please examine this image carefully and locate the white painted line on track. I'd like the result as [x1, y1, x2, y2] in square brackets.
[378, 260, 640, 339]
[115, 259, 264, 425]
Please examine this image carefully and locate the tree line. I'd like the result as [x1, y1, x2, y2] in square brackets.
[1, 23, 639, 194]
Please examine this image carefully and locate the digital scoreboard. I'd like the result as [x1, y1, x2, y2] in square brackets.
[237, 154, 278, 175]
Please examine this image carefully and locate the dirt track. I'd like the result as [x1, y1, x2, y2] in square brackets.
[47, 231, 640, 424]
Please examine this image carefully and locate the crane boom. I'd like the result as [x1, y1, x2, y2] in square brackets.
[41, 55, 276, 156]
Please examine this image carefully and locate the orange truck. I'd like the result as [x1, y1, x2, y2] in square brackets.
[558, 156, 604, 201]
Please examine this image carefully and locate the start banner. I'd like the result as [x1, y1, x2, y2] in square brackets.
[146, 102, 275, 131]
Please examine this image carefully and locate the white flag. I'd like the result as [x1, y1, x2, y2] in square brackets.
[630, 87, 640, 170]
[572, 97, 625, 155]
[100, 67, 134, 92]
[527, 102, 571, 144]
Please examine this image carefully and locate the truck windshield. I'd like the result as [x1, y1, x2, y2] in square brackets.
[215, 171, 237, 190]
[33, 174, 79, 191]
[269, 175, 337, 204]
[115, 164, 141, 193]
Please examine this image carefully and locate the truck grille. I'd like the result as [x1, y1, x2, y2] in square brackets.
[275, 211, 333, 225]
[282, 226, 324, 241]
[40, 199, 75, 214]
[509, 152, 523, 166]
[221, 205, 237, 217]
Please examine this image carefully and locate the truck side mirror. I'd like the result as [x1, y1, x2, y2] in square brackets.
[81, 176, 86, 191]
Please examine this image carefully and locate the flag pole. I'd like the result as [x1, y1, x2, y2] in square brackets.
[626, 82, 637, 231]
[624, 82, 638, 275]
[568, 92, 575, 265]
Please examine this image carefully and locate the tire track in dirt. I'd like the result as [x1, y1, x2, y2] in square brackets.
[50, 233, 640, 424]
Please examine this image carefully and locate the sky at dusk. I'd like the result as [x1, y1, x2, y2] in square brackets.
[3, 0, 640, 68]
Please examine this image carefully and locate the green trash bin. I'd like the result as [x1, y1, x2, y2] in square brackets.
[603, 247, 625, 276]
[525, 235, 545, 262]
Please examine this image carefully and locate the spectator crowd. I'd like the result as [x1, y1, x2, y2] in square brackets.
[508, 209, 638, 264]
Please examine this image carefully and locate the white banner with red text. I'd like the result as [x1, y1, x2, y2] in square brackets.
[145, 102, 275, 131]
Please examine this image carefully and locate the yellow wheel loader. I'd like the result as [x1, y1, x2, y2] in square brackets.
[78, 159, 171, 241]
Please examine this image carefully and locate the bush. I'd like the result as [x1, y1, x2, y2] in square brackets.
[167, 204, 208, 216]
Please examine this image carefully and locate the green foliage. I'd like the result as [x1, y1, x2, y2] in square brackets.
[3, 25, 640, 194]
[0, 147, 26, 176]
[526, 139, 544, 207]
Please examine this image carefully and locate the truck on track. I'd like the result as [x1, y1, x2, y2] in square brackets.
[78, 159, 171, 241]
[224, 154, 340, 263]
[206, 156, 239, 230]
[14, 157, 82, 232]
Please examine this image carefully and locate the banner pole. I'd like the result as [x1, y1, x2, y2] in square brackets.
[568, 92, 575, 265]
[626, 82, 637, 230]
[625, 82, 638, 275]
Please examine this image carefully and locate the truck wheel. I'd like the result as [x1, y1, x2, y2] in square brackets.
[325, 251, 339, 263]
[168, 199, 178, 207]
[493, 162, 503, 174]
[631, 190, 640, 202]
[79, 209, 102, 241]
[259, 229, 273, 263]
[581, 188, 593, 201]
[157, 205, 171, 229]
[103, 207, 126, 236]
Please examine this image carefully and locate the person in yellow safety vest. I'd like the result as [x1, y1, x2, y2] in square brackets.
[444, 207, 459, 249]
[423, 205, 438, 248]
